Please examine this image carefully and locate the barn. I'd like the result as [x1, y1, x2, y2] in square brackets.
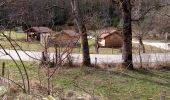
[53, 30, 80, 46]
[24, 27, 53, 44]
[98, 30, 123, 48]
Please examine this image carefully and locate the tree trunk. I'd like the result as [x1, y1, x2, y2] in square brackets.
[139, 36, 145, 53]
[71, 0, 91, 66]
[95, 36, 99, 54]
[121, 0, 133, 69]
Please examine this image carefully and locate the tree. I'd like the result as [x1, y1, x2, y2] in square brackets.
[71, 0, 91, 66]
[119, 0, 170, 69]
[121, 0, 133, 69]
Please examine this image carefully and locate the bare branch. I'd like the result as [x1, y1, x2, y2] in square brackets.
[0, 44, 27, 93]
[132, 3, 170, 21]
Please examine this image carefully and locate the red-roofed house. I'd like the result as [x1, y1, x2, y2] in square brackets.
[98, 30, 123, 48]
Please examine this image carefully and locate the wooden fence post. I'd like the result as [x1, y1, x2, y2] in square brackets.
[95, 57, 97, 68]
[2, 62, 5, 77]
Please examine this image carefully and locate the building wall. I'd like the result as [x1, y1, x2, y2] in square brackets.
[98, 33, 123, 48]
[98, 39, 105, 47]
[54, 34, 79, 46]
[40, 33, 50, 45]
[105, 34, 123, 48]
[55, 34, 78, 41]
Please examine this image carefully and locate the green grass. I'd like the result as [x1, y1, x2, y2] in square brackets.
[54, 68, 170, 100]
[0, 39, 165, 54]
[0, 60, 170, 100]
[0, 31, 26, 40]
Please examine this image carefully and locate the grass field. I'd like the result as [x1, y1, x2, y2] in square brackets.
[0, 60, 170, 99]
[0, 31, 167, 54]
[0, 39, 166, 54]
[0, 31, 26, 40]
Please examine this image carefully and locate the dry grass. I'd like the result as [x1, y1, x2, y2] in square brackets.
[0, 39, 167, 54]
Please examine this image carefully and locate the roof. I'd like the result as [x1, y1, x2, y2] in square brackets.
[25, 27, 53, 33]
[100, 33, 111, 38]
[96, 28, 117, 34]
[60, 30, 79, 37]
[99, 29, 120, 39]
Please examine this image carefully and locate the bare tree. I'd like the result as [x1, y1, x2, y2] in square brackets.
[120, 0, 133, 69]
[71, 0, 91, 66]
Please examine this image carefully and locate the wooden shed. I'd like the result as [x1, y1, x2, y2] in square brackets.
[98, 30, 123, 48]
[24, 27, 53, 44]
[53, 30, 80, 46]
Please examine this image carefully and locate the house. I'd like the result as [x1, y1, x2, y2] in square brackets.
[24, 27, 53, 44]
[98, 30, 123, 48]
[52, 30, 80, 47]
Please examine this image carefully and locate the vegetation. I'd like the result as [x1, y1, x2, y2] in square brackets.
[71, 0, 91, 66]
[0, 32, 167, 54]
[0, 31, 26, 40]
[0, 60, 170, 99]
[0, 0, 170, 99]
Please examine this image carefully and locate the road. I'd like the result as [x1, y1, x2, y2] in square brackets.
[0, 49, 170, 64]
[132, 40, 170, 50]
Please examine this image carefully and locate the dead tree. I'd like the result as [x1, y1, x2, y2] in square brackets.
[71, 0, 91, 66]
[136, 22, 146, 53]
[94, 35, 99, 54]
